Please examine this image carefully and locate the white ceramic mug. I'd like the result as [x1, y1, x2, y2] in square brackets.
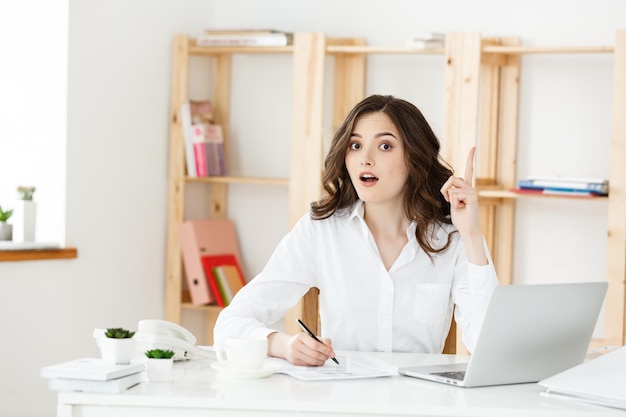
[216, 336, 268, 370]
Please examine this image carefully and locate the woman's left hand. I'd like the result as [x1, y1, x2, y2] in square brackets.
[440, 147, 481, 237]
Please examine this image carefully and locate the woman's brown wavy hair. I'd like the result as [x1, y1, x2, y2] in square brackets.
[311, 94, 455, 256]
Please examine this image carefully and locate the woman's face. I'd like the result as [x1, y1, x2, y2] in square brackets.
[344, 112, 408, 206]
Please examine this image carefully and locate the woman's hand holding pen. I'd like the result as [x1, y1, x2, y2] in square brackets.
[440, 147, 488, 265]
[267, 331, 336, 366]
[290, 332, 336, 366]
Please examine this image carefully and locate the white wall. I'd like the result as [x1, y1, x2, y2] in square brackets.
[1, 1, 625, 416]
[0, 1, 215, 416]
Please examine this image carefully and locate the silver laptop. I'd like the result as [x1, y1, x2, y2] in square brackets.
[399, 282, 608, 388]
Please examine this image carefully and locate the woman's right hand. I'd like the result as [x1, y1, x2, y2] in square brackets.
[268, 331, 335, 366]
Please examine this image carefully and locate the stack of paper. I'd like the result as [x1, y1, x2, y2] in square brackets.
[539, 346, 626, 410]
[41, 358, 145, 393]
[197, 29, 293, 47]
[405, 32, 445, 49]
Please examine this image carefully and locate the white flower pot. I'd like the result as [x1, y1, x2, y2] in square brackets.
[146, 358, 174, 382]
[12, 200, 36, 242]
[99, 338, 136, 364]
[0, 223, 12, 241]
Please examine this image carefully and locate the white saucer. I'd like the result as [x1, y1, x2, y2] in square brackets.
[211, 361, 275, 379]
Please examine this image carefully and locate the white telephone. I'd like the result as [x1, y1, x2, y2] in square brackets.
[133, 319, 214, 360]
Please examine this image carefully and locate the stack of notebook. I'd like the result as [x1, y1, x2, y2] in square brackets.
[41, 358, 145, 393]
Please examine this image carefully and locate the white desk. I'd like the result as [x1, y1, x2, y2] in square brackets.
[56, 352, 623, 417]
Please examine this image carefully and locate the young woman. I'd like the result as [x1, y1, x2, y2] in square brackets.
[214, 95, 498, 366]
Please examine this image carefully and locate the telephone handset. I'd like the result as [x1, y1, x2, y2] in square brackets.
[134, 319, 214, 360]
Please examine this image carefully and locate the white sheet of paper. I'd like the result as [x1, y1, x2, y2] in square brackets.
[267, 353, 397, 381]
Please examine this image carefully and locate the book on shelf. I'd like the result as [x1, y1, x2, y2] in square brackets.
[517, 176, 608, 195]
[180, 100, 214, 178]
[179, 219, 243, 305]
[216, 264, 245, 303]
[193, 141, 208, 177]
[407, 31, 445, 41]
[510, 188, 601, 198]
[213, 263, 246, 306]
[192, 123, 226, 176]
[213, 141, 226, 176]
[41, 358, 145, 381]
[196, 31, 293, 47]
[47, 371, 144, 394]
[211, 266, 234, 304]
[205, 28, 289, 35]
[405, 32, 445, 49]
[180, 101, 196, 178]
[201, 254, 247, 307]
[189, 100, 214, 124]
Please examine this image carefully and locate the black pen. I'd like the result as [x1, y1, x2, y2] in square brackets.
[297, 318, 339, 365]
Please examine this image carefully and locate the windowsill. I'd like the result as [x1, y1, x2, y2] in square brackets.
[0, 247, 78, 262]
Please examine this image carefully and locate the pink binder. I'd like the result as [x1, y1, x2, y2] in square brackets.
[178, 218, 243, 305]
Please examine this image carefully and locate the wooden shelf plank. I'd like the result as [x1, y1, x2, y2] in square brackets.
[482, 45, 614, 54]
[186, 175, 289, 186]
[326, 45, 444, 54]
[0, 247, 78, 262]
[188, 44, 294, 55]
[478, 189, 609, 200]
[181, 303, 223, 313]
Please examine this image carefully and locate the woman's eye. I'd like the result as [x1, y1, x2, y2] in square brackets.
[349, 142, 361, 150]
[379, 143, 392, 151]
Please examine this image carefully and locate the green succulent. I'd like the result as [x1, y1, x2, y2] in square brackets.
[145, 349, 175, 359]
[104, 327, 136, 339]
[0, 206, 13, 222]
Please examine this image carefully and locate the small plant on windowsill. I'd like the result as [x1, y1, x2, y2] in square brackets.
[17, 186, 36, 201]
[13, 186, 37, 242]
[0, 206, 13, 223]
[99, 327, 137, 364]
[0, 206, 13, 241]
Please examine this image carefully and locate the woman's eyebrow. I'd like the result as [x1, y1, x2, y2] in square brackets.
[375, 131, 398, 139]
[350, 131, 398, 139]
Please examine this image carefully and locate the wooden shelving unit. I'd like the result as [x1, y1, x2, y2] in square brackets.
[164, 33, 332, 344]
[165, 30, 626, 349]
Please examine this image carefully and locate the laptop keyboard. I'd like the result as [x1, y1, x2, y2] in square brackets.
[432, 371, 466, 381]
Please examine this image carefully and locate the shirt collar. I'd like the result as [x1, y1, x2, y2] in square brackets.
[348, 200, 417, 238]
[348, 200, 365, 221]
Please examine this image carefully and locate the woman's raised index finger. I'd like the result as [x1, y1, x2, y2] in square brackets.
[464, 147, 476, 184]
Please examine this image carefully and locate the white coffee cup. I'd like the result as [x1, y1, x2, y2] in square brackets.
[216, 336, 268, 370]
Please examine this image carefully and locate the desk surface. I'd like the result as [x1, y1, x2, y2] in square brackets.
[56, 352, 623, 417]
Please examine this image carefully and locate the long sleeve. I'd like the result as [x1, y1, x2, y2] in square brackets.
[213, 214, 318, 348]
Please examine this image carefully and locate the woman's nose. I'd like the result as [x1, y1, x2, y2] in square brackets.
[360, 150, 373, 166]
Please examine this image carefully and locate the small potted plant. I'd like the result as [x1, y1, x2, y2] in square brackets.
[17, 186, 36, 201]
[145, 349, 175, 382]
[99, 327, 137, 364]
[0, 206, 13, 241]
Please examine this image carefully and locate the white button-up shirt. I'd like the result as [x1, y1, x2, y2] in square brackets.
[214, 201, 498, 353]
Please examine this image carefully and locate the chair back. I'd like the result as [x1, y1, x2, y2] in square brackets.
[300, 287, 457, 354]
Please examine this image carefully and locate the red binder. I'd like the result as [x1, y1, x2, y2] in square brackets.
[178, 219, 243, 305]
[201, 254, 246, 307]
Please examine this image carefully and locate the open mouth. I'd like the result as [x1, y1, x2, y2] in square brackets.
[360, 173, 379, 183]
